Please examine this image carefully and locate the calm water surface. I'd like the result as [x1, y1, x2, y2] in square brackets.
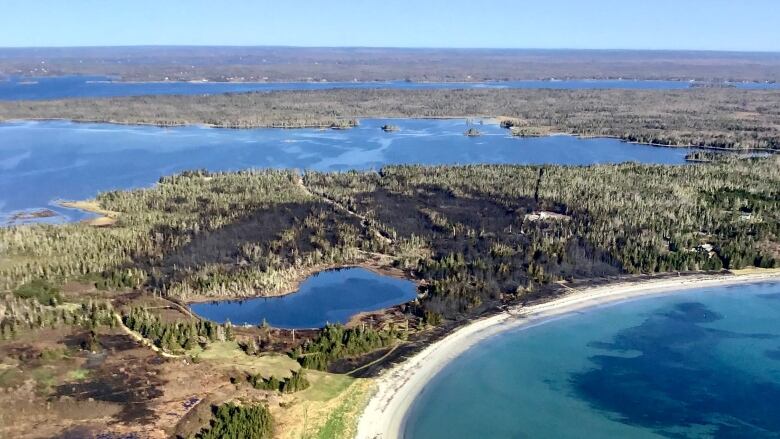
[1, 75, 778, 100]
[0, 118, 696, 224]
[189, 267, 417, 329]
[404, 282, 780, 439]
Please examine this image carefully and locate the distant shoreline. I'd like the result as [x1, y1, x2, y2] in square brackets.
[2, 117, 777, 154]
[1, 87, 777, 153]
[3, 45, 780, 85]
[355, 270, 780, 439]
[5, 76, 777, 86]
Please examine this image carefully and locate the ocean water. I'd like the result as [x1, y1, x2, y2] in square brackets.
[189, 267, 418, 329]
[404, 282, 780, 439]
[0, 119, 695, 224]
[2, 76, 777, 100]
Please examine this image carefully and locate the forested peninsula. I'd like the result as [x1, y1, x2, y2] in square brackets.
[2, 157, 779, 436]
[2, 88, 779, 150]
[4, 158, 778, 317]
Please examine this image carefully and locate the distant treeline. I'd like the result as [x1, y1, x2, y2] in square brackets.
[2, 159, 778, 327]
[1, 88, 779, 150]
[3, 47, 780, 82]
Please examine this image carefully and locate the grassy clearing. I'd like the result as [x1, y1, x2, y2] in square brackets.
[183, 340, 372, 439]
[31, 367, 56, 392]
[273, 378, 373, 439]
[296, 372, 354, 402]
[307, 379, 374, 439]
[193, 341, 299, 378]
[68, 368, 89, 381]
[190, 341, 370, 439]
[39, 347, 74, 363]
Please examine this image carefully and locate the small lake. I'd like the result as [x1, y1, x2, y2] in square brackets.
[404, 281, 780, 439]
[0, 118, 697, 224]
[189, 267, 418, 329]
[1, 75, 778, 100]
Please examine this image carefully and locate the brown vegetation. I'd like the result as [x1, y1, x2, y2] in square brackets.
[1, 158, 779, 437]
[2, 88, 779, 149]
[3, 47, 780, 82]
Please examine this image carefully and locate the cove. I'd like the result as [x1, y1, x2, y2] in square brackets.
[189, 267, 418, 329]
[403, 282, 780, 439]
[1, 76, 778, 100]
[0, 118, 697, 224]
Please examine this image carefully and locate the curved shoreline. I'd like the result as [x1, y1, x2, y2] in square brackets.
[355, 270, 780, 439]
[2, 118, 776, 155]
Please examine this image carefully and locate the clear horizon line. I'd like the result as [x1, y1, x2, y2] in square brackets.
[0, 44, 779, 55]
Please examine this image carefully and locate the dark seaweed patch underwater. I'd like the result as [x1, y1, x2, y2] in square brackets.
[571, 302, 780, 438]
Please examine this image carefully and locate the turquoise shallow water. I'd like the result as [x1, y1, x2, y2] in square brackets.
[404, 282, 780, 439]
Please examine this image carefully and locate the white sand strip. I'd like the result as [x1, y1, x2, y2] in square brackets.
[355, 271, 780, 439]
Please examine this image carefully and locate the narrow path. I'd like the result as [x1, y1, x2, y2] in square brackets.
[113, 313, 184, 359]
[159, 295, 198, 319]
[347, 344, 400, 376]
[295, 175, 394, 246]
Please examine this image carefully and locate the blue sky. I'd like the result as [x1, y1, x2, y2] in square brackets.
[1, 0, 778, 51]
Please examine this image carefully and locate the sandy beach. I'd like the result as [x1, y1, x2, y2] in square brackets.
[355, 270, 780, 439]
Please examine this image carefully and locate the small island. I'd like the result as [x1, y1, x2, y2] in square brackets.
[510, 126, 550, 137]
[499, 117, 550, 137]
[464, 127, 482, 137]
[499, 118, 522, 129]
[329, 119, 359, 130]
[8, 209, 58, 221]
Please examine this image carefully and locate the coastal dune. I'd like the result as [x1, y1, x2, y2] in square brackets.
[355, 271, 780, 439]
